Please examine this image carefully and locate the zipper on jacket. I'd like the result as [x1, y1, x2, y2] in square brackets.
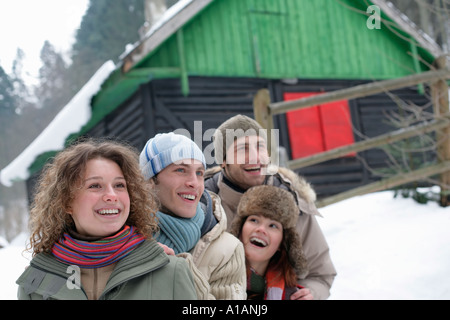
[93, 268, 98, 300]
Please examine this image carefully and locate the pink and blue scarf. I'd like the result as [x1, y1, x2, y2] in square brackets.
[52, 225, 145, 268]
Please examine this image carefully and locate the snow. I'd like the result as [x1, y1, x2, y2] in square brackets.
[0, 236, 9, 249]
[0, 233, 31, 300]
[0, 61, 116, 187]
[318, 189, 450, 300]
[119, 0, 193, 60]
[143, 0, 193, 39]
[1, 189, 449, 300]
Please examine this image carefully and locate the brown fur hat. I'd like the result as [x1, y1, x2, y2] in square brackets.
[230, 185, 308, 276]
[213, 114, 267, 164]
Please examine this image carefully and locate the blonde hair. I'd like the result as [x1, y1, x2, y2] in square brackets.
[27, 138, 159, 256]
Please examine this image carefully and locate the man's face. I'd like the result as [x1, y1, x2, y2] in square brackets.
[223, 135, 270, 190]
[153, 159, 205, 218]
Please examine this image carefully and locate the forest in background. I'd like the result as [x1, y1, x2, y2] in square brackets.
[0, 0, 449, 241]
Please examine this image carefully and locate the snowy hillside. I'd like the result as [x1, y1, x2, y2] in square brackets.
[1, 189, 449, 300]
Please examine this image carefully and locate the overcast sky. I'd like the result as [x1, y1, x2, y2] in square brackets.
[0, 0, 89, 83]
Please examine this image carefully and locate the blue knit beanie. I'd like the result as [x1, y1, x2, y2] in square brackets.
[140, 132, 206, 180]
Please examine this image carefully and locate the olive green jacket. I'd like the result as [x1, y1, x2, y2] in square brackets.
[16, 240, 197, 300]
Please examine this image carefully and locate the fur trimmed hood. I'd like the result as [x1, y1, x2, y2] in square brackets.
[275, 166, 316, 203]
[204, 165, 320, 216]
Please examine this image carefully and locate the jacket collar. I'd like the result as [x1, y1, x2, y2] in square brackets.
[103, 240, 169, 295]
[199, 190, 218, 236]
[212, 167, 321, 217]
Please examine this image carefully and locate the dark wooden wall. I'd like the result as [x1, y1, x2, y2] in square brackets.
[27, 76, 432, 202]
[87, 76, 433, 198]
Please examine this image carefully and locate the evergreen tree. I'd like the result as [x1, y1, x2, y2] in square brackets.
[0, 65, 16, 117]
[389, 0, 449, 50]
[10, 48, 35, 113]
[35, 41, 70, 113]
[0, 64, 20, 173]
[69, 0, 145, 91]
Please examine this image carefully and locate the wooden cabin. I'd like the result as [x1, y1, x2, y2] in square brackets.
[3, 0, 444, 201]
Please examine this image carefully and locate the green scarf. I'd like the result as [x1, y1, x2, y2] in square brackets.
[155, 204, 205, 254]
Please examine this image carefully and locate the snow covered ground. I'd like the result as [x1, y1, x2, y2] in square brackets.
[319, 189, 450, 300]
[1, 189, 449, 300]
[0, 232, 31, 300]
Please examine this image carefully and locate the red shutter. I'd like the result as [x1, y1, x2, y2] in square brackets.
[285, 93, 325, 159]
[320, 100, 356, 155]
[284, 92, 355, 159]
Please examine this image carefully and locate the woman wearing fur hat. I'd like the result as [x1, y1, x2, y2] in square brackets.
[140, 132, 246, 299]
[17, 138, 197, 300]
[205, 114, 336, 300]
[231, 185, 309, 300]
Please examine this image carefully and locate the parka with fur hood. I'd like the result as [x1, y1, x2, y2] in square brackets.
[205, 165, 337, 300]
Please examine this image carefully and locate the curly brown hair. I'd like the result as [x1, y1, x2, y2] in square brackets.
[27, 138, 159, 256]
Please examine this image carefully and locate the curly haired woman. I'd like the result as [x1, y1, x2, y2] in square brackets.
[16, 138, 197, 300]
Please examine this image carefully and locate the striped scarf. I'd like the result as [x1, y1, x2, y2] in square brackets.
[246, 267, 286, 300]
[52, 225, 145, 268]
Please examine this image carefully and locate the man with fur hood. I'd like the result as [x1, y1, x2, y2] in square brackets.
[204, 114, 337, 300]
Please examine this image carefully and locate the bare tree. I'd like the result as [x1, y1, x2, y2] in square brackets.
[389, 0, 450, 52]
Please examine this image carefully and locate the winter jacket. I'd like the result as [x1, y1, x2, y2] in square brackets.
[179, 191, 247, 300]
[16, 239, 197, 300]
[204, 166, 337, 300]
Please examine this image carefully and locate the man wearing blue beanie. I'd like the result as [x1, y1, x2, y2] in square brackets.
[140, 132, 246, 300]
[140, 132, 207, 182]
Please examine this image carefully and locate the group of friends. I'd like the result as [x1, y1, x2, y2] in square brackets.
[16, 114, 337, 300]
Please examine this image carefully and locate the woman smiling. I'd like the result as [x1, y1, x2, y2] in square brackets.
[230, 185, 309, 300]
[16, 138, 197, 300]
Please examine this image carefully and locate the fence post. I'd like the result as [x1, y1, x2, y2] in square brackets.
[432, 56, 450, 207]
[253, 89, 277, 160]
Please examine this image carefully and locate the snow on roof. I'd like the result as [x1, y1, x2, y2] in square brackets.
[372, 0, 443, 58]
[118, 0, 193, 62]
[120, 0, 213, 72]
[0, 60, 116, 187]
[143, 0, 193, 38]
[119, 0, 193, 61]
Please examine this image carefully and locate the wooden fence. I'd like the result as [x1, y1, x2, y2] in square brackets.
[253, 58, 450, 207]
